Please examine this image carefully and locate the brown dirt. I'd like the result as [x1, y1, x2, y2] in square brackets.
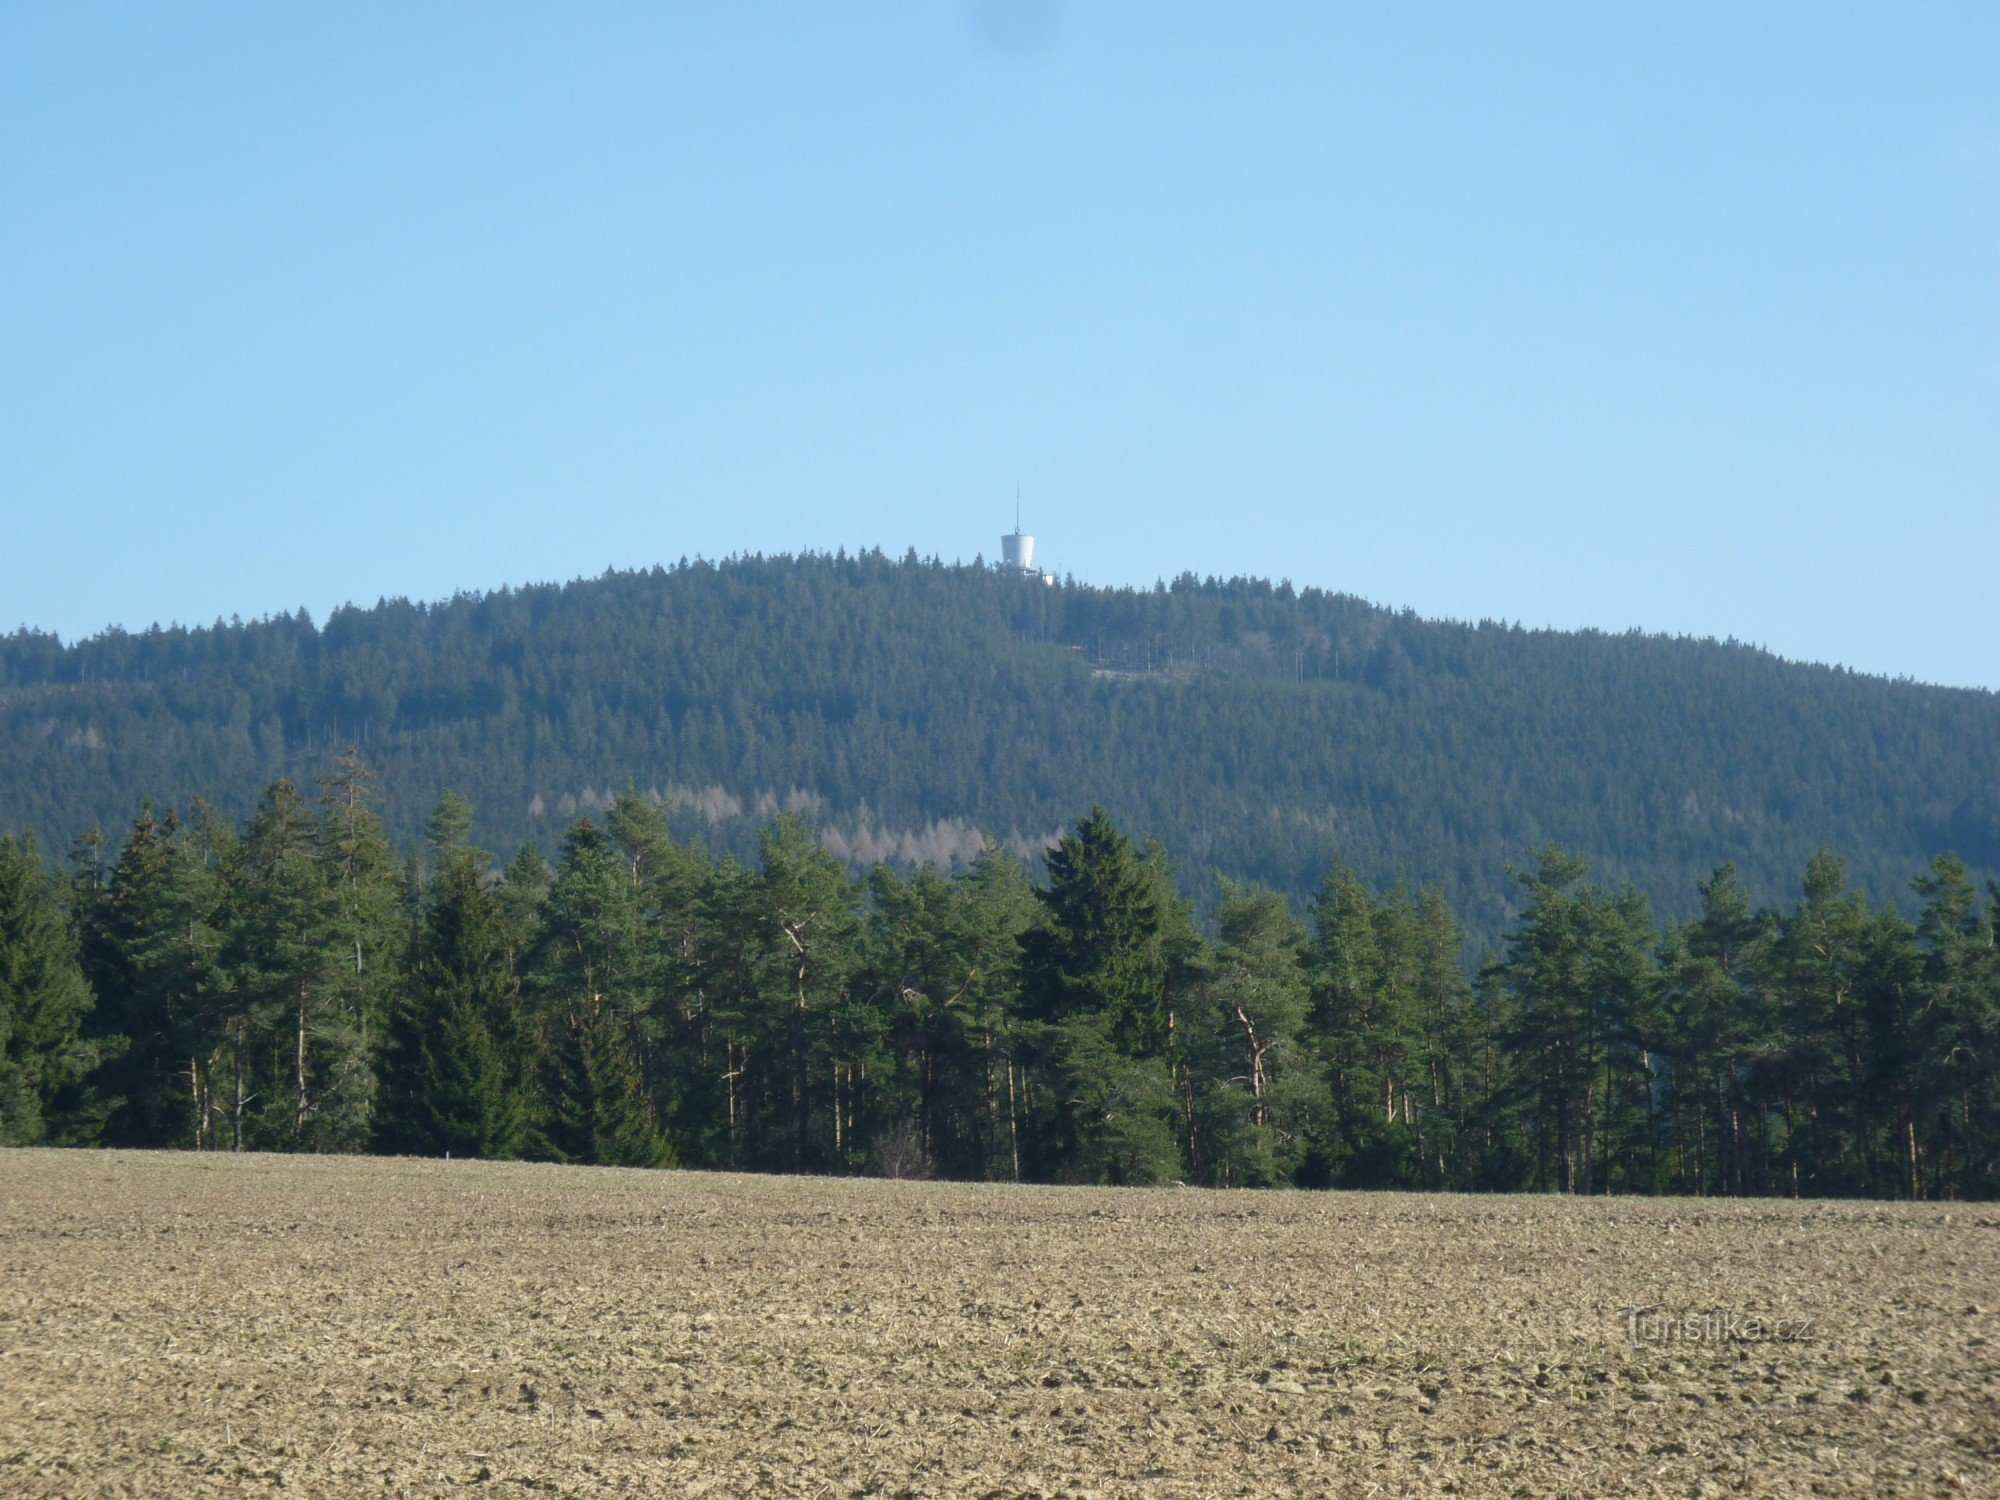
[0, 1150, 1994, 1497]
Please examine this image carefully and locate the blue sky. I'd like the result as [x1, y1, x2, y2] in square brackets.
[3, 4, 1995, 687]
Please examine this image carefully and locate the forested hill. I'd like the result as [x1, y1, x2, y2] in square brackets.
[2, 550, 1995, 938]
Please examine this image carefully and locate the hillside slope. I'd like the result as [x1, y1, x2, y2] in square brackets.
[2, 551, 1995, 933]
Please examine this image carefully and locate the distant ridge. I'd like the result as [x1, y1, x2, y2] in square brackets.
[2, 550, 1995, 938]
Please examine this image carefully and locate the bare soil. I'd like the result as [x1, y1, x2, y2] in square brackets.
[0, 1150, 1994, 1496]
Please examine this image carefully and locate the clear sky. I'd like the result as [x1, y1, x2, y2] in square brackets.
[3, 4, 1995, 687]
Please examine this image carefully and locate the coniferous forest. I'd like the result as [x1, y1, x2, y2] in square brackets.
[3, 552, 1997, 950]
[1, 758, 1995, 1200]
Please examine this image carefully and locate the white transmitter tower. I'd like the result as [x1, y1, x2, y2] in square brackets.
[1000, 487, 1045, 579]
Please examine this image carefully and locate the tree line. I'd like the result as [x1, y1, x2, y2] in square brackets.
[1, 754, 1994, 1199]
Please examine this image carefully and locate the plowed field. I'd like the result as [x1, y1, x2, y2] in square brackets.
[1, 1151, 1994, 1496]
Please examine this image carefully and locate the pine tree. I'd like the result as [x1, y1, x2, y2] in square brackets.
[952, 844, 1040, 1181]
[79, 810, 227, 1147]
[222, 780, 353, 1151]
[0, 835, 99, 1144]
[580, 1007, 675, 1168]
[686, 856, 768, 1169]
[863, 847, 1037, 1180]
[1359, 883, 1429, 1184]
[1658, 865, 1773, 1194]
[1409, 886, 1477, 1188]
[1906, 856, 1989, 1198]
[318, 753, 408, 1130]
[752, 816, 861, 1172]
[494, 845, 553, 962]
[1495, 849, 1659, 1194]
[605, 792, 711, 1151]
[1193, 885, 1312, 1186]
[1305, 865, 1382, 1183]
[1592, 882, 1665, 1194]
[528, 821, 674, 1167]
[1965, 882, 2000, 1197]
[1768, 853, 1878, 1195]
[1462, 956, 1528, 1190]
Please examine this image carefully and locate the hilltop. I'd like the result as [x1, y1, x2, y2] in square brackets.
[2, 550, 1995, 934]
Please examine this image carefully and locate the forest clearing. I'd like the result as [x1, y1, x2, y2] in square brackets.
[1, 1150, 1994, 1497]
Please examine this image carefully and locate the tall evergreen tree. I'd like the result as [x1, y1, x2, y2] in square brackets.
[528, 820, 673, 1168]
[223, 780, 357, 1151]
[1494, 849, 1658, 1194]
[1018, 808, 1185, 1185]
[1192, 885, 1313, 1187]
[751, 815, 863, 1172]
[1305, 865, 1384, 1184]
[1907, 856, 1992, 1198]
[318, 753, 407, 1117]
[0, 835, 99, 1144]
[1768, 853, 1879, 1196]
[1658, 865, 1774, 1195]
[1408, 886, 1477, 1189]
[863, 847, 1037, 1180]
[376, 796, 531, 1159]
[79, 810, 226, 1147]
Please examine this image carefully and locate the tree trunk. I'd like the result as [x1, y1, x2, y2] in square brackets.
[1235, 1005, 1265, 1128]
[722, 1039, 740, 1151]
[1006, 1059, 1022, 1182]
[232, 1022, 246, 1151]
[295, 983, 311, 1140]
[1183, 1066, 1201, 1184]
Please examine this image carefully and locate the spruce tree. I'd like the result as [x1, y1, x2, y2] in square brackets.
[415, 854, 530, 1158]
[377, 795, 532, 1159]
[318, 753, 408, 1131]
[1410, 886, 1477, 1189]
[1018, 808, 1184, 1185]
[0, 835, 99, 1144]
[222, 780, 353, 1151]
[528, 821, 674, 1167]
[1305, 865, 1383, 1182]
[81, 810, 226, 1147]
